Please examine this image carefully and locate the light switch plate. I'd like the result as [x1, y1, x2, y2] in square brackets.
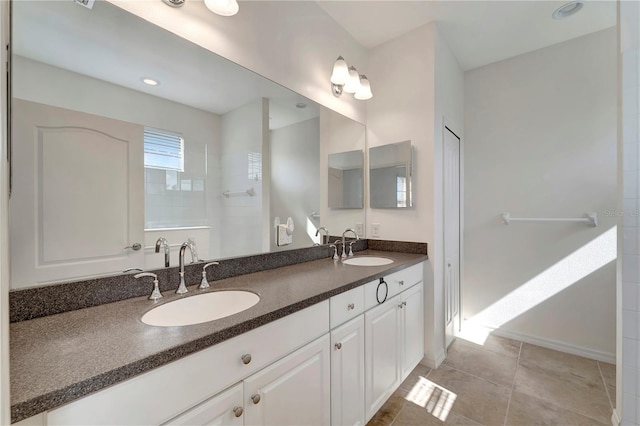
[372, 223, 381, 238]
[355, 223, 363, 237]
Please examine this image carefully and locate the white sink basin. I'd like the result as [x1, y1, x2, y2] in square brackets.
[141, 290, 260, 327]
[342, 256, 394, 266]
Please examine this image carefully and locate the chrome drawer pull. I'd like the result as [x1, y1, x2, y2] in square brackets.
[399, 280, 404, 286]
[347, 303, 355, 310]
[251, 394, 261, 404]
[233, 406, 244, 417]
[241, 354, 252, 365]
[335, 342, 342, 350]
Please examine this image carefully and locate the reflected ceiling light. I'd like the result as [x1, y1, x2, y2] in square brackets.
[142, 78, 159, 86]
[330, 56, 373, 100]
[296, 102, 307, 109]
[204, 0, 239, 16]
[552, 1, 583, 19]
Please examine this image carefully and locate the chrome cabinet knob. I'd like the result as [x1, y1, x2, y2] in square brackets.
[399, 280, 404, 286]
[347, 303, 355, 310]
[241, 354, 252, 365]
[233, 406, 243, 417]
[335, 342, 342, 350]
[251, 394, 261, 404]
[398, 303, 404, 309]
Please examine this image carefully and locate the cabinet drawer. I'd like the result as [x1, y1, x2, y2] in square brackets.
[162, 382, 243, 426]
[386, 263, 423, 298]
[364, 263, 424, 310]
[47, 301, 329, 426]
[330, 285, 365, 328]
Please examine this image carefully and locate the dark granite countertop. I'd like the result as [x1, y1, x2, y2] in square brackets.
[10, 250, 427, 422]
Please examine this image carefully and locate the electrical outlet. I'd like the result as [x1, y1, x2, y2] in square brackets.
[355, 223, 363, 237]
[372, 223, 381, 238]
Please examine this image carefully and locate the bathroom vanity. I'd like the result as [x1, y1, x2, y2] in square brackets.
[10, 249, 426, 425]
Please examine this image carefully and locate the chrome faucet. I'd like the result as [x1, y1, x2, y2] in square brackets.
[341, 228, 359, 259]
[177, 240, 198, 294]
[155, 237, 170, 267]
[315, 226, 329, 244]
[134, 272, 163, 301]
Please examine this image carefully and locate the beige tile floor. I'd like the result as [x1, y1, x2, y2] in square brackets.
[367, 335, 616, 426]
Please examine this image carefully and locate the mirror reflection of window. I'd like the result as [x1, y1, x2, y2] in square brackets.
[397, 176, 407, 208]
[143, 127, 207, 229]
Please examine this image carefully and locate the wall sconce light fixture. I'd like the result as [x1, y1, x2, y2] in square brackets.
[330, 56, 373, 100]
[162, 0, 239, 16]
[204, 0, 239, 16]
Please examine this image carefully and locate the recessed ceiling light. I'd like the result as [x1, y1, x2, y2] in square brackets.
[552, 1, 584, 19]
[142, 78, 159, 86]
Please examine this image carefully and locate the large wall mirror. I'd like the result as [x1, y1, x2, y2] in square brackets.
[10, 0, 365, 289]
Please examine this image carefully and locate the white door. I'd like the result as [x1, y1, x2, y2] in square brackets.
[331, 315, 365, 426]
[364, 295, 401, 422]
[10, 99, 144, 287]
[444, 126, 461, 348]
[243, 334, 330, 426]
[162, 382, 244, 426]
[400, 282, 424, 380]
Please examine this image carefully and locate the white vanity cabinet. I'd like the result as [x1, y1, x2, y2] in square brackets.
[330, 316, 366, 426]
[43, 262, 425, 426]
[364, 280, 424, 422]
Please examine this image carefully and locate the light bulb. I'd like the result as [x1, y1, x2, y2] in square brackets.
[204, 0, 239, 16]
[354, 75, 373, 100]
[343, 66, 361, 94]
[330, 56, 349, 85]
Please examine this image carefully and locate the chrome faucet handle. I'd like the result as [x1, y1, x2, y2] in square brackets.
[329, 244, 339, 261]
[348, 241, 355, 257]
[199, 262, 220, 290]
[134, 272, 163, 302]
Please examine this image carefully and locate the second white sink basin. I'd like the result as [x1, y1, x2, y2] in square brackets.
[342, 256, 394, 266]
[141, 290, 260, 327]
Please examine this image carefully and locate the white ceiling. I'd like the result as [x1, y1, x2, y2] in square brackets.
[317, 0, 617, 70]
[13, 0, 616, 124]
[12, 0, 319, 129]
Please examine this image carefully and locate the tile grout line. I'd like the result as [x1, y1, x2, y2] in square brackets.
[597, 361, 615, 414]
[502, 341, 523, 426]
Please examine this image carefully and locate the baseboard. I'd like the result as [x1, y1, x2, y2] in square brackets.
[489, 328, 616, 364]
[611, 408, 621, 426]
[421, 349, 446, 369]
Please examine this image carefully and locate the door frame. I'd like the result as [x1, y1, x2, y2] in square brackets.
[442, 119, 463, 347]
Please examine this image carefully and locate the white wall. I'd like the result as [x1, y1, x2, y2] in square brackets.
[219, 99, 269, 258]
[110, 1, 367, 125]
[270, 118, 320, 251]
[464, 29, 617, 359]
[12, 56, 219, 271]
[619, 0, 640, 423]
[366, 23, 464, 366]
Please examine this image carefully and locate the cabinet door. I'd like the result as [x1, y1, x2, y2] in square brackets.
[244, 334, 330, 426]
[331, 316, 365, 426]
[401, 282, 424, 381]
[364, 295, 402, 422]
[163, 383, 244, 426]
